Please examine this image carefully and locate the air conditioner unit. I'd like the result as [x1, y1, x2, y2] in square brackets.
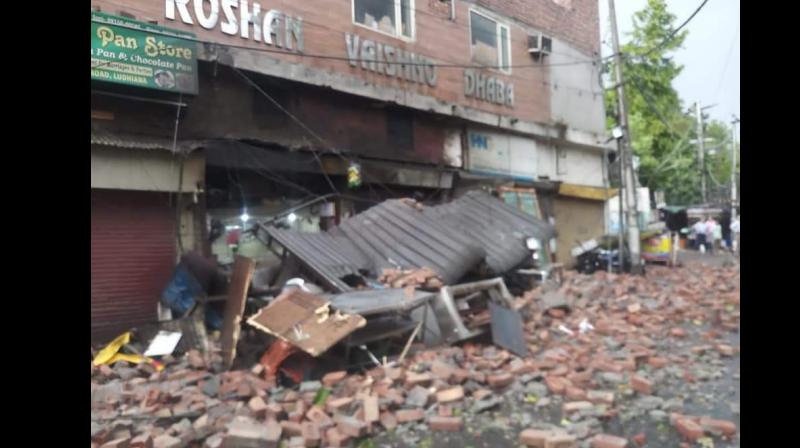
[528, 34, 553, 56]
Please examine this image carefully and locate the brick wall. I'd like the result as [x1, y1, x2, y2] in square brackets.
[91, 0, 600, 126]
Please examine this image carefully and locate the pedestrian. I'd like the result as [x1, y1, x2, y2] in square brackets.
[705, 217, 717, 254]
[692, 219, 707, 252]
[730, 216, 740, 256]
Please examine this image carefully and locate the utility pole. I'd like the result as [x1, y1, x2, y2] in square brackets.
[695, 101, 707, 204]
[730, 115, 739, 219]
[608, 0, 642, 274]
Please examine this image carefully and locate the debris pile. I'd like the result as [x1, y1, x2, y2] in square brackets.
[92, 263, 739, 448]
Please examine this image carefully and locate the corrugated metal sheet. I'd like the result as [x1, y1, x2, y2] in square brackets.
[421, 190, 555, 273]
[264, 190, 553, 291]
[338, 199, 486, 285]
[91, 190, 176, 341]
[266, 227, 369, 292]
[91, 126, 203, 153]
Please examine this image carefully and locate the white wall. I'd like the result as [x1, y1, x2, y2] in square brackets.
[549, 38, 607, 135]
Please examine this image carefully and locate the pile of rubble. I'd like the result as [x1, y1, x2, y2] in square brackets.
[91, 263, 739, 448]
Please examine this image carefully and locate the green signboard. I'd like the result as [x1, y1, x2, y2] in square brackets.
[91, 12, 198, 94]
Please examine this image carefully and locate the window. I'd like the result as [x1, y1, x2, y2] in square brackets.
[470, 10, 511, 73]
[353, 0, 415, 39]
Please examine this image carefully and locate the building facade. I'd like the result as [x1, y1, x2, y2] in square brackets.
[91, 0, 612, 338]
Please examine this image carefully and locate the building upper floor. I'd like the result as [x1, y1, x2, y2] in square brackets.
[91, 0, 607, 141]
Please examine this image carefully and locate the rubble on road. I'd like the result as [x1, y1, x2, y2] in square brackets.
[92, 263, 739, 447]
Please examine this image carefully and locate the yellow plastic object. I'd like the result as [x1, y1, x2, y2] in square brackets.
[107, 353, 146, 365]
[92, 332, 131, 366]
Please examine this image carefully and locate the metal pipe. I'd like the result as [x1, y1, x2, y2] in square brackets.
[91, 89, 189, 107]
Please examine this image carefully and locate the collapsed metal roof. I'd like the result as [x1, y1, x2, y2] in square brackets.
[421, 190, 556, 273]
[262, 190, 554, 292]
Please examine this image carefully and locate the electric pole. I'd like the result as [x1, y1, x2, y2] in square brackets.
[730, 116, 739, 219]
[695, 101, 707, 204]
[608, 0, 642, 274]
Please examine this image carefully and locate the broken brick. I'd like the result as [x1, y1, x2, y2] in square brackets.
[630, 375, 653, 395]
[590, 434, 628, 448]
[545, 376, 568, 395]
[305, 406, 334, 429]
[129, 434, 153, 448]
[334, 416, 367, 438]
[647, 357, 668, 368]
[428, 416, 463, 432]
[565, 387, 587, 401]
[300, 421, 321, 447]
[404, 372, 433, 388]
[379, 411, 398, 430]
[487, 373, 514, 389]
[362, 396, 380, 423]
[545, 433, 577, 448]
[670, 328, 687, 338]
[632, 433, 646, 446]
[325, 397, 354, 414]
[698, 417, 737, 437]
[247, 396, 268, 417]
[396, 408, 425, 423]
[100, 438, 130, 448]
[430, 361, 455, 382]
[324, 427, 349, 448]
[674, 417, 704, 441]
[436, 386, 464, 403]
[520, 429, 551, 447]
[586, 390, 615, 405]
[562, 401, 594, 414]
[152, 434, 181, 448]
[280, 421, 303, 437]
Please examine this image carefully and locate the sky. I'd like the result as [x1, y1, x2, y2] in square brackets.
[598, 0, 740, 126]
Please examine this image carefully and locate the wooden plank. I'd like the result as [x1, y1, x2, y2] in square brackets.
[221, 256, 255, 370]
[247, 289, 366, 357]
[558, 183, 618, 201]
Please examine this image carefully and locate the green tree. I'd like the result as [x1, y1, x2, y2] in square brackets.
[605, 0, 700, 204]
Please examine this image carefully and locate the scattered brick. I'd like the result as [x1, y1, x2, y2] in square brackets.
[379, 411, 398, 430]
[334, 416, 367, 438]
[520, 429, 552, 447]
[428, 416, 462, 432]
[591, 433, 628, 448]
[404, 372, 433, 388]
[562, 401, 594, 414]
[325, 397, 354, 414]
[396, 408, 425, 423]
[565, 387, 587, 401]
[647, 357, 668, 368]
[632, 433, 646, 446]
[129, 434, 153, 448]
[545, 433, 577, 448]
[436, 386, 464, 403]
[545, 376, 568, 395]
[587, 390, 615, 405]
[152, 434, 181, 448]
[630, 375, 653, 395]
[674, 417, 704, 441]
[698, 417, 737, 437]
[487, 373, 514, 389]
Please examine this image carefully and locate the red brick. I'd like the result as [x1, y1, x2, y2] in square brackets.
[565, 387, 587, 401]
[438, 405, 453, 417]
[436, 386, 464, 403]
[324, 427, 349, 448]
[396, 408, 425, 423]
[321, 371, 348, 387]
[265, 420, 283, 447]
[716, 344, 735, 357]
[632, 433, 645, 446]
[305, 406, 334, 429]
[487, 373, 514, 389]
[550, 365, 568, 377]
[567, 370, 593, 385]
[362, 396, 380, 423]
[590, 434, 628, 448]
[472, 389, 493, 401]
[100, 438, 130, 448]
[698, 417, 737, 437]
[647, 357, 668, 368]
[545, 376, 568, 395]
[545, 433, 577, 448]
[404, 372, 433, 388]
[431, 361, 455, 382]
[562, 401, 593, 414]
[281, 421, 304, 437]
[670, 328, 687, 338]
[548, 309, 566, 318]
[674, 418, 704, 441]
[586, 390, 614, 405]
[379, 411, 398, 430]
[301, 422, 321, 447]
[325, 397, 353, 414]
[451, 368, 470, 384]
[334, 416, 366, 438]
[129, 434, 153, 448]
[428, 416, 463, 432]
[248, 396, 268, 417]
[627, 303, 641, 314]
[520, 429, 551, 447]
[630, 375, 653, 395]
